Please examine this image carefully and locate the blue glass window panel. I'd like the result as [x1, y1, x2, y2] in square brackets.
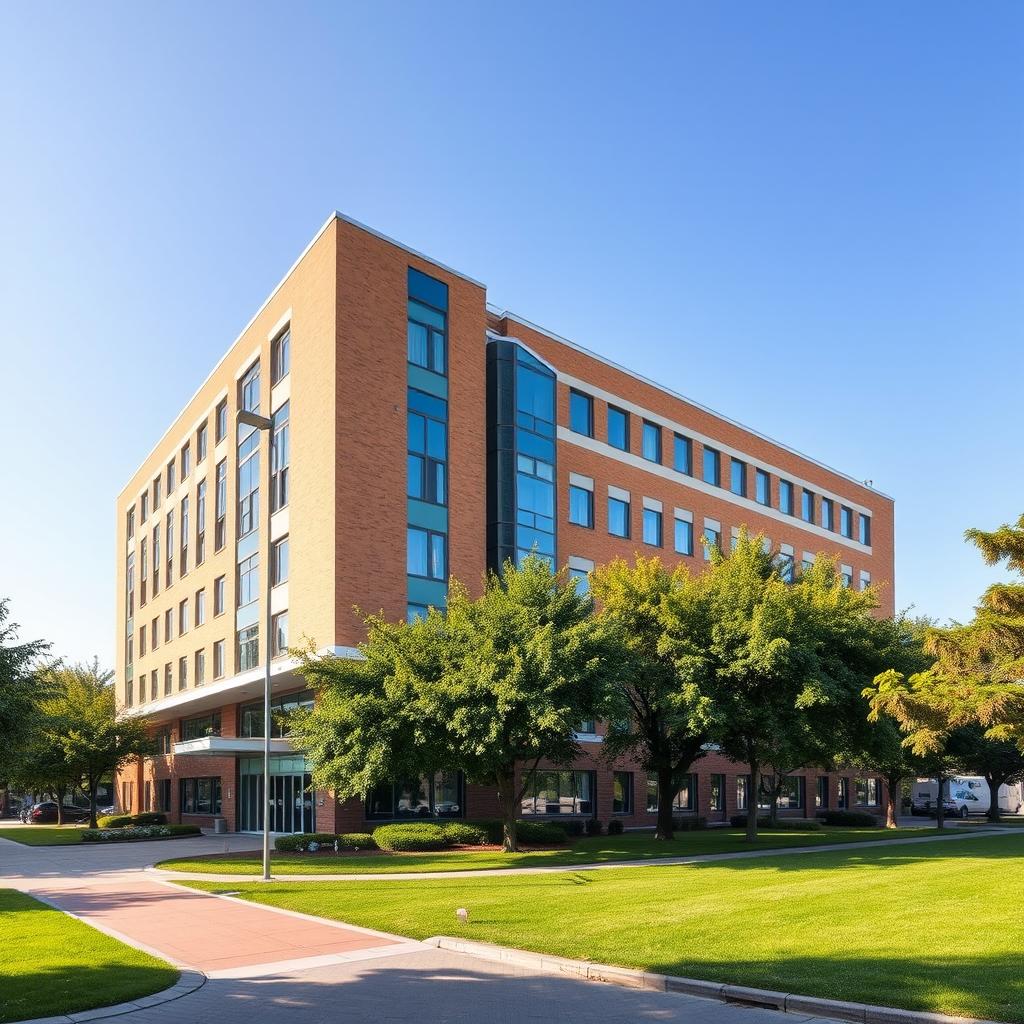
[407, 528, 428, 576]
[434, 464, 446, 505]
[642, 422, 661, 463]
[674, 434, 692, 474]
[569, 390, 593, 436]
[569, 486, 593, 527]
[408, 412, 426, 453]
[408, 388, 448, 419]
[780, 480, 794, 515]
[429, 534, 446, 580]
[802, 490, 814, 522]
[407, 455, 425, 499]
[703, 528, 720, 559]
[821, 498, 834, 530]
[731, 459, 746, 496]
[569, 568, 590, 595]
[516, 429, 554, 462]
[408, 268, 449, 311]
[643, 509, 662, 546]
[517, 473, 554, 518]
[608, 497, 630, 538]
[859, 515, 871, 546]
[517, 365, 555, 424]
[407, 604, 428, 624]
[407, 322, 428, 366]
[841, 506, 853, 537]
[756, 469, 770, 505]
[516, 525, 555, 556]
[607, 407, 629, 450]
[674, 519, 693, 555]
[426, 419, 446, 460]
[703, 447, 720, 486]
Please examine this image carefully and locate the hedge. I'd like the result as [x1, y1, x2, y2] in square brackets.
[96, 812, 169, 829]
[274, 832, 378, 853]
[372, 823, 448, 851]
[83, 824, 200, 842]
[729, 815, 822, 831]
[439, 822, 490, 846]
[817, 810, 880, 827]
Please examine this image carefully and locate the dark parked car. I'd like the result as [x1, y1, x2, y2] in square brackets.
[28, 801, 91, 824]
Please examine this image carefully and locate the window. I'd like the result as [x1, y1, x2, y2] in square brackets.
[126, 552, 135, 619]
[802, 489, 815, 523]
[407, 527, 446, 580]
[703, 525, 721, 560]
[612, 772, 633, 815]
[272, 536, 289, 585]
[568, 485, 593, 528]
[150, 670, 157, 700]
[163, 662, 172, 696]
[141, 491, 149, 521]
[140, 536, 148, 605]
[608, 495, 630, 538]
[840, 505, 853, 538]
[641, 421, 661, 463]
[821, 496, 834, 531]
[272, 611, 288, 656]
[710, 774, 725, 812]
[165, 510, 174, 585]
[859, 570, 871, 592]
[856, 777, 880, 807]
[178, 599, 189, 635]
[153, 475, 162, 509]
[271, 401, 289, 511]
[859, 514, 871, 546]
[237, 431, 260, 538]
[215, 399, 227, 443]
[213, 639, 225, 679]
[838, 777, 850, 809]
[151, 616, 158, 649]
[181, 442, 191, 479]
[127, 506, 136, 541]
[730, 458, 747, 497]
[515, 453, 555, 565]
[237, 553, 259, 607]
[179, 776, 222, 815]
[407, 268, 448, 375]
[568, 566, 590, 595]
[271, 327, 290, 384]
[178, 656, 187, 691]
[673, 434, 692, 475]
[214, 460, 227, 550]
[569, 390, 593, 436]
[736, 775, 750, 811]
[407, 603, 428, 624]
[674, 517, 694, 555]
[520, 770, 595, 815]
[779, 479, 794, 515]
[197, 421, 208, 462]
[196, 479, 206, 565]
[816, 776, 829, 809]
[180, 496, 189, 574]
[166, 459, 176, 493]
[703, 446, 720, 486]
[755, 468, 770, 505]
[607, 406, 629, 451]
[841, 566, 853, 589]
[777, 551, 795, 583]
[642, 507, 662, 547]
[240, 689, 315, 738]
[157, 778, 171, 813]
[237, 624, 259, 671]
[164, 608, 173, 643]
[214, 575, 225, 615]
[240, 360, 260, 414]
[645, 773, 696, 812]
[152, 528, 160, 593]
[155, 730, 171, 755]
[367, 771, 464, 820]
[407, 390, 447, 505]
[139, 624, 147, 657]
[776, 776, 805, 809]
[195, 649, 205, 685]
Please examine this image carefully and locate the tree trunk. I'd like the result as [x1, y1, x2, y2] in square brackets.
[88, 784, 98, 829]
[884, 775, 900, 829]
[55, 785, 67, 826]
[935, 775, 945, 830]
[985, 774, 1003, 822]
[768, 791, 779, 827]
[656, 762, 675, 841]
[746, 762, 760, 842]
[495, 767, 519, 853]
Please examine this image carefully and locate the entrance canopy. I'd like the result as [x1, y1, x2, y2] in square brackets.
[172, 736, 298, 757]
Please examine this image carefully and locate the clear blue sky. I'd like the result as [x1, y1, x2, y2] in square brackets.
[2, 3, 1021, 666]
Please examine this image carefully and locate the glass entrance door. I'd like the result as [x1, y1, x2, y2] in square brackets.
[238, 757, 315, 834]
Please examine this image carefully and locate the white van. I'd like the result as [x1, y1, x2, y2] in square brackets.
[911, 777, 1022, 818]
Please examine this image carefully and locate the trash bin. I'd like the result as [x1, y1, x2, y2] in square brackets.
[213, 817, 228, 834]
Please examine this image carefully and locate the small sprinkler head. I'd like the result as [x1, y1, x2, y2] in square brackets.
[456, 907, 469, 924]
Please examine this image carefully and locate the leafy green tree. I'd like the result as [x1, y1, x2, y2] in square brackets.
[947, 725, 1024, 822]
[0, 599, 50, 786]
[589, 556, 715, 841]
[7, 728, 77, 823]
[295, 556, 614, 851]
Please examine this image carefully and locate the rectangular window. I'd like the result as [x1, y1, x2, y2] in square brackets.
[407, 603, 428, 624]
[141, 491, 149, 521]
[164, 608, 173, 643]
[237, 435, 260, 538]
[703, 447, 721, 486]
[179, 776, 223, 815]
[608, 496, 630, 538]
[816, 776, 829, 809]
[568, 567, 590, 595]
[272, 611, 288, 656]
[197, 421, 208, 462]
[181, 441, 191, 479]
[841, 567, 853, 588]
[180, 713, 220, 742]
[710, 773, 725, 812]
[271, 326, 290, 384]
[607, 406, 629, 451]
[736, 775, 750, 811]
[777, 551, 795, 583]
[645, 773, 697, 812]
[272, 536, 289, 585]
[407, 268, 448, 375]
[240, 689, 315, 739]
[178, 599, 189, 635]
[195, 649, 205, 685]
[568, 485, 594, 528]
[730, 458, 747, 497]
[366, 771, 465, 821]
[520, 770, 595, 816]
[612, 772, 633, 815]
[196, 479, 206, 565]
[149, 670, 157, 701]
[755, 468, 770, 506]
[215, 399, 227, 443]
[674, 517, 694, 555]
[821, 497, 834, 531]
[673, 434, 692, 475]
[151, 616, 158, 649]
[859, 514, 871, 546]
[165, 510, 174, 586]
[779, 479, 794, 515]
[271, 401, 290, 512]
[407, 527, 446, 581]
[841, 505, 853, 538]
[777, 776, 805, 810]
[157, 778, 171, 813]
[237, 624, 259, 671]
[127, 506, 136, 541]
[214, 576, 225, 616]
[238, 553, 259, 607]
[180, 496, 189, 575]
[802, 489, 815, 523]
[213, 639, 225, 679]
[856, 777, 880, 807]
[641, 421, 661, 463]
[703, 526, 721, 560]
[153, 476, 161, 509]
[569, 390, 593, 436]
[166, 459, 176, 493]
[178, 655, 187, 691]
[407, 389, 448, 505]
[152, 528, 160, 594]
[642, 507, 662, 547]
[214, 460, 227, 551]
[163, 662, 172, 696]
[139, 624, 147, 657]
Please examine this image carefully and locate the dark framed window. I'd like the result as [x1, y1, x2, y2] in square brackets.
[237, 552, 259, 607]
[181, 712, 221, 741]
[816, 776, 829, 809]
[674, 517, 693, 555]
[197, 421, 208, 462]
[407, 389, 448, 505]
[569, 390, 594, 436]
[703, 446, 721, 486]
[157, 778, 171, 813]
[214, 459, 227, 551]
[777, 551, 795, 583]
[709, 773, 725, 812]
[642, 507, 662, 547]
[859, 514, 871, 546]
[196, 479, 206, 565]
[841, 505, 853, 538]
[568, 485, 594, 527]
[821, 497, 834, 531]
[673, 434, 692, 475]
[271, 326, 290, 384]
[645, 773, 696, 813]
[856, 777, 881, 806]
[520, 770, 595, 816]
[155, 730, 172, 755]
[215, 399, 227, 443]
[180, 776, 222, 815]
[730, 458, 747, 497]
[702, 526, 721, 560]
[607, 406, 629, 451]
[240, 689, 314, 739]
[612, 772, 633, 815]
[569, 567, 590, 595]
[181, 441, 191, 479]
[838, 777, 850, 809]
[271, 401, 289, 512]
[608, 496, 630, 538]
[779, 479, 794, 515]
[755, 468, 770, 506]
[366, 771, 464, 820]
[407, 526, 446, 580]
[237, 624, 259, 671]
[777, 776, 805, 810]
[641, 421, 661, 463]
[408, 268, 448, 376]
[802, 489, 815, 523]
[272, 536, 289, 586]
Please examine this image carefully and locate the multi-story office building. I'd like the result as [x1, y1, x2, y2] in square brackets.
[115, 213, 895, 832]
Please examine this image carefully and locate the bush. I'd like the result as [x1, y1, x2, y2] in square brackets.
[337, 832, 377, 849]
[274, 832, 379, 853]
[817, 810, 880, 827]
[97, 812, 169, 829]
[671, 816, 708, 831]
[440, 822, 490, 846]
[584, 818, 604, 836]
[372, 823, 448, 851]
[729, 815, 821, 830]
[515, 820, 569, 846]
[560, 819, 587, 837]
[82, 824, 199, 842]
[607, 819, 624, 835]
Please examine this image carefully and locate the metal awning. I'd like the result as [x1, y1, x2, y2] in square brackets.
[172, 736, 297, 757]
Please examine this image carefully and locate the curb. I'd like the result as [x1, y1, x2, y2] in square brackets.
[425, 937, 1004, 1024]
[8, 970, 206, 1024]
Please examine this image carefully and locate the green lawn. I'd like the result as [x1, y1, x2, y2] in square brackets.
[0, 889, 178, 1023]
[157, 826, 949, 875]
[0, 825, 85, 845]
[184, 833, 1024, 1021]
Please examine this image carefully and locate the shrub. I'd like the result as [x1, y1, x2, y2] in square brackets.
[729, 815, 821, 831]
[671, 816, 708, 831]
[97, 812, 169, 829]
[82, 824, 199, 842]
[607, 819, 624, 836]
[560, 819, 587, 837]
[817, 810, 880, 827]
[275, 832, 339, 853]
[372, 823, 447, 851]
[337, 832, 377, 850]
[440, 822, 490, 846]
[515, 820, 569, 846]
[584, 818, 604, 836]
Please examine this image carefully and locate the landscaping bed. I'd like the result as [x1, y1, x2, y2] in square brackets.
[83, 824, 202, 842]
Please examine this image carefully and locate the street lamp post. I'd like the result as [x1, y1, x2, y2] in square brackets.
[237, 408, 275, 882]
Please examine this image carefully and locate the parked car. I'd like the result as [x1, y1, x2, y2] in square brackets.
[2, 797, 23, 819]
[27, 802, 91, 824]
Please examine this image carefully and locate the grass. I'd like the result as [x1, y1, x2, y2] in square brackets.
[156, 826, 950, 875]
[0, 889, 178, 1023]
[0, 825, 86, 845]
[184, 832, 1024, 1022]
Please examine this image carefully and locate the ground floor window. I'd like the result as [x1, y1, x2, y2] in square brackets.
[816, 776, 829, 809]
[180, 776, 222, 815]
[367, 771, 464, 821]
[521, 770, 594, 816]
[121, 781, 134, 813]
[736, 775, 749, 811]
[612, 771, 633, 814]
[857, 777, 881, 807]
[181, 712, 221, 741]
[709, 773, 725, 812]
[838, 777, 850, 808]
[157, 778, 171, 812]
[645, 773, 696, 813]
[144, 780, 152, 812]
[777, 776, 805, 810]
